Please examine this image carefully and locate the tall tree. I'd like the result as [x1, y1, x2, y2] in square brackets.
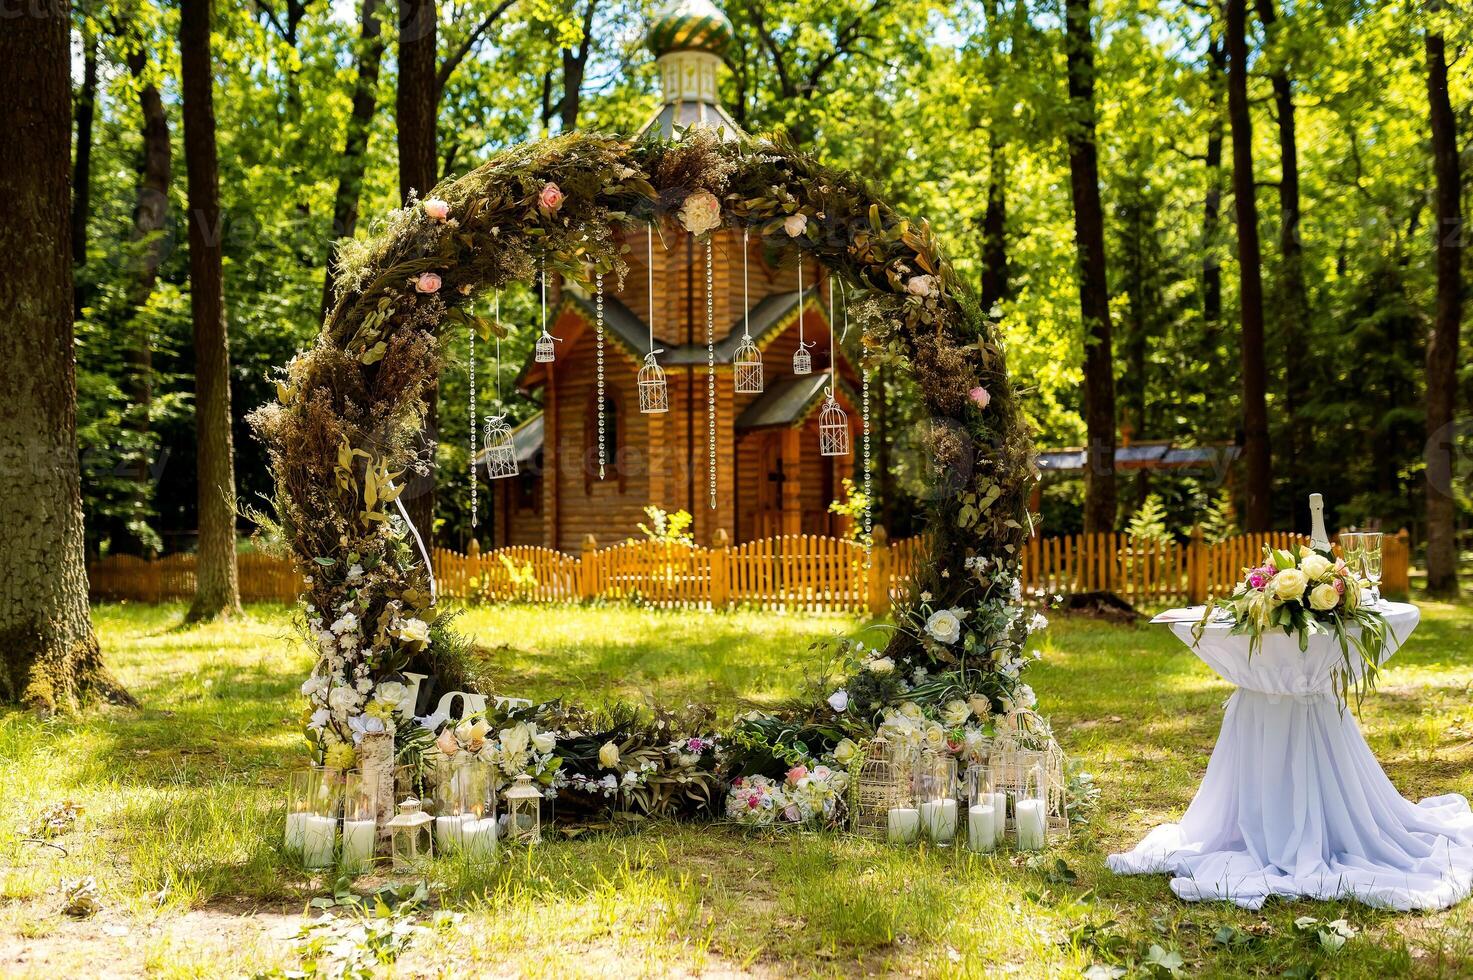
[71, 22, 98, 319]
[180, 0, 242, 620]
[1063, 0, 1117, 533]
[1201, 35, 1225, 335]
[1255, 0, 1309, 519]
[0, 0, 133, 710]
[1423, 17, 1461, 596]
[321, 0, 388, 318]
[1225, 0, 1272, 530]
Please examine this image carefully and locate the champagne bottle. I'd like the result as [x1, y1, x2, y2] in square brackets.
[1308, 493, 1331, 552]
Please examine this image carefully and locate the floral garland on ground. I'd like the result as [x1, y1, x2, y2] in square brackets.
[251, 128, 1056, 827]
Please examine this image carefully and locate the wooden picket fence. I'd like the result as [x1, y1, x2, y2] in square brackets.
[88, 528, 1410, 613]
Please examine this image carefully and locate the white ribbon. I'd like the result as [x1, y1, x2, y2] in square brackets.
[392, 489, 437, 606]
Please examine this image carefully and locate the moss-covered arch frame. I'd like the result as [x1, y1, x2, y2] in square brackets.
[253, 129, 1038, 773]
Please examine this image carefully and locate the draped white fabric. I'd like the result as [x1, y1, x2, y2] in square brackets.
[1109, 603, 1473, 910]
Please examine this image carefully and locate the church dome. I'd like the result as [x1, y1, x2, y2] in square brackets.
[647, 0, 733, 59]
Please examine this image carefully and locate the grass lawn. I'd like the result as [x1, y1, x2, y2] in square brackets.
[1, 599, 1471, 977]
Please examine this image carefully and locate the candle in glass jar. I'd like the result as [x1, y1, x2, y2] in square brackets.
[920, 799, 957, 843]
[461, 816, 498, 858]
[986, 791, 1008, 844]
[887, 806, 920, 843]
[341, 818, 376, 870]
[436, 814, 467, 851]
[287, 812, 336, 868]
[1015, 798, 1047, 850]
[967, 804, 996, 852]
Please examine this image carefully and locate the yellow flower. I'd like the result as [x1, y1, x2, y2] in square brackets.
[324, 743, 356, 771]
[1300, 554, 1332, 581]
[1309, 583, 1341, 612]
[1272, 569, 1308, 602]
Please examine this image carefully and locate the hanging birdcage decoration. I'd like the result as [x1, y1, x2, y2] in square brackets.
[818, 389, 850, 457]
[734, 339, 764, 394]
[534, 333, 557, 363]
[482, 414, 519, 479]
[637, 351, 669, 414]
[793, 341, 813, 376]
[850, 733, 917, 840]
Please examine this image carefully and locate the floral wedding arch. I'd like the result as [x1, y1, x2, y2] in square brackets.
[252, 129, 1052, 826]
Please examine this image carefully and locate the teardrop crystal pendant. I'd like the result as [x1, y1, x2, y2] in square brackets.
[818, 389, 851, 457]
[482, 415, 519, 479]
[638, 352, 669, 413]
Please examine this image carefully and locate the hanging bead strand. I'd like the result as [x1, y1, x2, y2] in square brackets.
[469, 297, 478, 529]
[706, 236, 716, 511]
[596, 272, 606, 480]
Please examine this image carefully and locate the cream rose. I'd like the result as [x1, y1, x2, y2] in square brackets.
[866, 655, 895, 675]
[1272, 568, 1309, 602]
[598, 741, 620, 768]
[968, 694, 993, 721]
[1309, 582, 1341, 611]
[832, 738, 858, 766]
[393, 617, 431, 647]
[784, 213, 808, 237]
[678, 189, 722, 235]
[925, 608, 963, 645]
[906, 274, 936, 297]
[1300, 554, 1332, 581]
[922, 723, 948, 752]
[942, 700, 971, 728]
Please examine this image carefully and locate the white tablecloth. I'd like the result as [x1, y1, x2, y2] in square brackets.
[1108, 602, 1473, 910]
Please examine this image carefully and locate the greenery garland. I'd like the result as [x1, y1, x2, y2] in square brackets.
[250, 128, 1049, 823]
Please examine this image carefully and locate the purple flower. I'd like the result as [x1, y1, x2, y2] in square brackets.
[686, 737, 705, 753]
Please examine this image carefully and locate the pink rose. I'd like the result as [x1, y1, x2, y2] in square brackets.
[538, 182, 564, 212]
[782, 804, 802, 822]
[906, 274, 936, 298]
[422, 197, 449, 221]
[747, 795, 760, 809]
[436, 727, 459, 757]
[786, 765, 807, 785]
[415, 272, 442, 294]
[969, 386, 990, 409]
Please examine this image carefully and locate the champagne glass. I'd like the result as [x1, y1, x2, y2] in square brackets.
[1361, 532, 1383, 604]
[1338, 532, 1363, 584]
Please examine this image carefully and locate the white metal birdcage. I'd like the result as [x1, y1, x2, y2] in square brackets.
[733, 340, 764, 394]
[793, 342, 812, 376]
[534, 333, 557, 363]
[482, 415, 519, 479]
[637, 352, 669, 414]
[850, 734, 917, 840]
[818, 390, 850, 457]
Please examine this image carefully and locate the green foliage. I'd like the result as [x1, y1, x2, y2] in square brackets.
[635, 504, 695, 546]
[1125, 494, 1173, 544]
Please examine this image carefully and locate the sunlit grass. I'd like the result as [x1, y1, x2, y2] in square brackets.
[0, 599, 1469, 976]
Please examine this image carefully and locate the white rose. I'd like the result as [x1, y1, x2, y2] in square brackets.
[968, 695, 993, 721]
[499, 723, 531, 758]
[1300, 554, 1332, 581]
[906, 274, 936, 297]
[393, 617, 431, 647]
[598, 741, 620, 768]
[925, 608, 963, 645]
[832, 738, 858, 766]
[942, 700, 971, 727]
[898, 701, 925, 722]
[1272, 569, 1309, 602]
[678, 190, 722, 236]
[1309, 582, 1341, 612]
[922, 723, 947, 751]
[866, 655, 895, 675]
[529, 726, 555, 754]
[784, 213, 808, 237]
[827, 690, 849, 713]
[327, 686, 360, 713]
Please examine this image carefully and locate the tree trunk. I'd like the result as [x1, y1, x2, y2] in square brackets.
[321, 0, 388, 319]
[397, 0, 439, 544]
[1424, 24, 1461, 596]
[180, 0, 241, 621]
[1063, 0, 1117, 534]
[1202, 37, 1225, 335]
[119, 47, 172, 555]
[1225, 0, 1272, 531]
[1255, 0, 1309, 525]
[71, 30, 97, 319]
[0, 0, 134, 711]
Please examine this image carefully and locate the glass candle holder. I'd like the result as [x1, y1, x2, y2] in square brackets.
[341, 771, 378, 873]
[883, 739, 921, 844]
[1013, 764, 1048, 851]
[285, 767, 341, 869]
[915, 751, 958, 846]
[434, 757, 498, 859]
[964, 765, 999, 853]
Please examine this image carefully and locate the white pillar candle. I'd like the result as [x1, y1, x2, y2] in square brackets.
[436, 814, 467, 852]
[1015, 798, 1047, 850]
[986, 791, 1008, 845]
[341, 818, 376, 871]
[462, 816, 498, 859]
[887, 806, 920, 844]
[300, 813, 337, 868]
[967, 804, 996, 853]
[920, 799, 957, 843]
[285, 811, 307, 852]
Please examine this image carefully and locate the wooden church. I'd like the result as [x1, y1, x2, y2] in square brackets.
[486, 0, 859, 552]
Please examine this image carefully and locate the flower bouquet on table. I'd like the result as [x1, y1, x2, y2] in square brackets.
[1197, 544, 1389, 705]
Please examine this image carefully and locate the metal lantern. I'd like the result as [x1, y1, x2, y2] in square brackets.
[851, 734, 916, 840]
[637, 351, 669, 414]
[734, 340, 763, 394]
[818, 390, 851, 457]
[793, 342, 813, 376]
[386, 797, 434, 871]
[482, 415, 519, 479]
[534, 333, 557, 363]
[503, 773, 543, 843]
